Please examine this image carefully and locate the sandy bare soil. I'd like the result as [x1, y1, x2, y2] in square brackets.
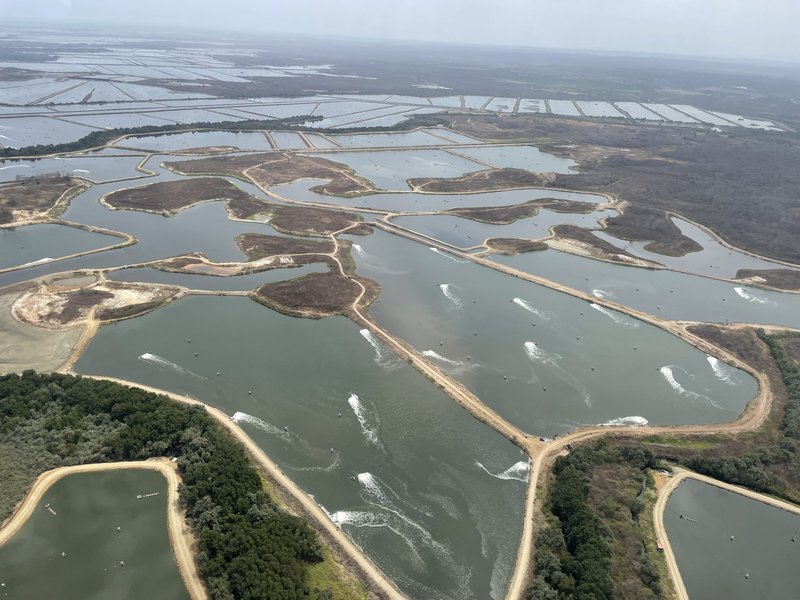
[0, 290, 83, 374]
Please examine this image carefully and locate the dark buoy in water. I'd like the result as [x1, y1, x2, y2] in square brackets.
[543, 387, 547, 391]
[194, 352, 198, 357]
[474, 331, 477, 336]
[633, 346, 638, 350]
[745, 573, 750, 580]
[284, 426, 288, 432]
[591, 367, 595, 371]
[467, 355, 471, 361]
[576, 337, 581, 340]
[338, 412, 342, 418]
[330, 447, 335, 453]
[730, 535, 735, 541]
[187, 339, 191, 343]
[503, 375, 508, 381]
[440, 341, 443, 346]
[216, 372, 220, 376]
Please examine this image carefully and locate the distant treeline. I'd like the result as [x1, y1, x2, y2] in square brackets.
[0, 372, 329, 600]
[0, 115, 321, 158]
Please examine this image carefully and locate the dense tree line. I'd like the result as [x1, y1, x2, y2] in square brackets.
[0, 371, 329, 600]
[527, 442, 662, 600]
[0, 116, 321, 158]
[686, 331, 800, 498]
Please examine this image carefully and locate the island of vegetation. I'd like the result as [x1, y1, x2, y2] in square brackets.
[0, 176, 87, 224]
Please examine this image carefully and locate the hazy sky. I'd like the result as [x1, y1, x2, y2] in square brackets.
[3, 0, 800, 63]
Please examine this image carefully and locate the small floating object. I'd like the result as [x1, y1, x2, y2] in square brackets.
[467, 355, 471, 361]
[284, 426, 288, 432]
[439, 341, 443, 346]
[542, 387, 547, 391]
[194, 352, 199, 357]
[350, 476, 356, 481]
[633, 346, 638, 350]
[120, 561, 125, 567]
[337, 412, 342, 418]
[248, 390, 252, 395]
[474, 331, 478, 336]
[580, 312, 583, 315]
[330, 447, 335, 453]
[745, 573, 749, 579]
[137, 494, 142, 499]
[216, 372, 220, 376]
[117, 526, 122, 532]
[576, 337, 581, 340]
[591, 367, 595, 371]
[503, 375, 508, 381]
[187, 339, 191, 343]
[730, 535, 734, 541]
[61, 552, 66, 558]
[44, 503, 50, 509]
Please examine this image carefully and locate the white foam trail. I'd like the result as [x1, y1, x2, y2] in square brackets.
[359, 328, 399, 370]
[348, 393, 381, 446]
[659, 366, 718, 407]
[17, 257, 53, 268]
[602, 416, 649, 426]
[137, 352, 204, 379]
[734, 286, 774, 306]
[523, 341, 560, 364]
[357, 472, 388, 501]
[475, 460, 530, 482]
[590, 302, 639, 328]
[0, 134, 13, 141]
[231, 411, 288, 437]
[706, 356, 735, 385]
[0, 164, 30, 170]
[72, 168, 90, 174]
[430, 247, 467, 263]
[439, 283, 463, 308]
[422, 350, 462, 366]
[592, 288, 614, 299]
[512, 297, 549, 320]
[352, 243, 366, 258]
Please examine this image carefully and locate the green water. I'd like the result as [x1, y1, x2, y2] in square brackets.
[665, 479, 800, 600]
[350, 230, 757, 436]
[0, 469, 187, 600]
[75, 296, 526, 600]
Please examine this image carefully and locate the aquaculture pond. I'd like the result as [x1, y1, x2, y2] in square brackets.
[75, 296, 527, 600]
[0, 469, 187, 600]
[494, 249, 800, 330]
[115, 130, 272, 152]
[664, 478, 800, 600]
[0, 223, 121, 271]
[349, 230, 757, 436]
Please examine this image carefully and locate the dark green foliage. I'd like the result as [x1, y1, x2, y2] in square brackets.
[686, 331, 800, 500]
[0, 371, 323, 599]
[0, 116, 320, 158]
[527, 442, 662, 600]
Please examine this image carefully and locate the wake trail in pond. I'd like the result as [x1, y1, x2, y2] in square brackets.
[601, 416, 649, 426]
[348, 393, 382, 447]
[231, 411, 292, 439]
[138, 352, 205, 379]
[439, 283, 463, 308]
[359, 328, 401, 370]
[512, 297, 550, 320]
[659, 366, 719, 407]
[707, 355, 736, 385]
[734, 286, 775, 306]
[352, 244, 366, 258]
[590, 303, 639, 328]
[429, 247, 467, 263]
[592, 289, 615, 300]
[524, 342, 591, 405]
[475, 460, 530, 482]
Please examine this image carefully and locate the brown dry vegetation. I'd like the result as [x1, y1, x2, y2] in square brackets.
[165, 152, 374, 196]
[236, 233, 334, 261]
[252, 272, 374, 319]
[604, 206, 702, 257]
[446, 198, 593, 224]
[781, 336, 800, 368]
[552, 224, 640, 261]
[485, 238, 548, 254]
[736, 268, 800, 291]
[0, 176, 84, 224]
[409, 167, 550, 193]
[452, 115, 800, 264]
[105, 177, 365, 236]
[105, 177, 257, 216]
